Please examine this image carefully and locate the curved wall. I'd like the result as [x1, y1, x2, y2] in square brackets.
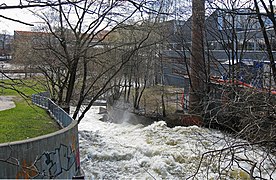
[0, 94, 81, 179]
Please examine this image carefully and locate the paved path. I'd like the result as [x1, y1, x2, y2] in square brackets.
[0, 96, 15, 111]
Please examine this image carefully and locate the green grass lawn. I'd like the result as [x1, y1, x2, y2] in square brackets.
[0, 79, 60, 143]
[0, 79, 43, 96]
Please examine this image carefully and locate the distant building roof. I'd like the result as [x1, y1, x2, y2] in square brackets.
[14, 30, 48, 37]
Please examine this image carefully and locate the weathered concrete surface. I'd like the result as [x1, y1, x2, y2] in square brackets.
[0, 121, 81, 179]
[0, 96, 15, 111]
[0, 94, 81, 179]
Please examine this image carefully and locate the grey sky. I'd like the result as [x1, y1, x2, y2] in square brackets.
[0, 0, 275, 35]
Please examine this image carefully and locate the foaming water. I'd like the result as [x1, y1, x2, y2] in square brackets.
[78, 106, 276, 179]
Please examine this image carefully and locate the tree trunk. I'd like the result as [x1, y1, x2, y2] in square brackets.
[254, 0, 276, 85]
[64, 60, 78, 113]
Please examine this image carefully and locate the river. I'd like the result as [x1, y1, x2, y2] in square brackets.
[78, 106, 276, 179]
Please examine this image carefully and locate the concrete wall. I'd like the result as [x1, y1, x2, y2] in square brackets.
[0, 95, 81, 179]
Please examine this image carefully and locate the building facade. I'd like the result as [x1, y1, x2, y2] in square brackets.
[158, 8, 276, 89]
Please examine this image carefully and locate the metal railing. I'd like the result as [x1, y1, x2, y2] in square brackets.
[32, 92, 74, 128]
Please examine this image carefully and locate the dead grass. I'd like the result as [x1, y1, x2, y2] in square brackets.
[131, 85, 185, 115]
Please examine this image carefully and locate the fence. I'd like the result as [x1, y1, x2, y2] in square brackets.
[0, 92, 82, 179]
[32, 93, 72, 128]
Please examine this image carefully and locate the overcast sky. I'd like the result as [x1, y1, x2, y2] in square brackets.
[0, 0, 41, 34]
[0, 0, 275, 35]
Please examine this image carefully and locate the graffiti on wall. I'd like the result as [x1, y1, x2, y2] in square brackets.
[0, 133, 81, 179]
[15, 160, 38, 179]
[14, 142, 80, 179]
[34, 144, 77, 178]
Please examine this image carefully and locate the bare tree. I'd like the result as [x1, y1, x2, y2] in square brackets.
[0, 0, 82, 26]
[253, 0, 276, 85]
[11, 0, 168, 123]
[186, 0, 276, 177]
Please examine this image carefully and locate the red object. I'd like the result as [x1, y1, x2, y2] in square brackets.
[211, 77, 275, 95]
[179, 115, 203, 127]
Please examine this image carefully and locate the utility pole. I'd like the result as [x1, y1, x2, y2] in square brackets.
[189, 0, 206, 114]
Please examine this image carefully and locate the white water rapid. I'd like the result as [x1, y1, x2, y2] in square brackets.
[78, 106, 276, 179]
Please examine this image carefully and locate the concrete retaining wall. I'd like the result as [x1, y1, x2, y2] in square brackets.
[0, 94, 81, 179]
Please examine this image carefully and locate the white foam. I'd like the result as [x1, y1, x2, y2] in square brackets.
[78, 106, 276, 179]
